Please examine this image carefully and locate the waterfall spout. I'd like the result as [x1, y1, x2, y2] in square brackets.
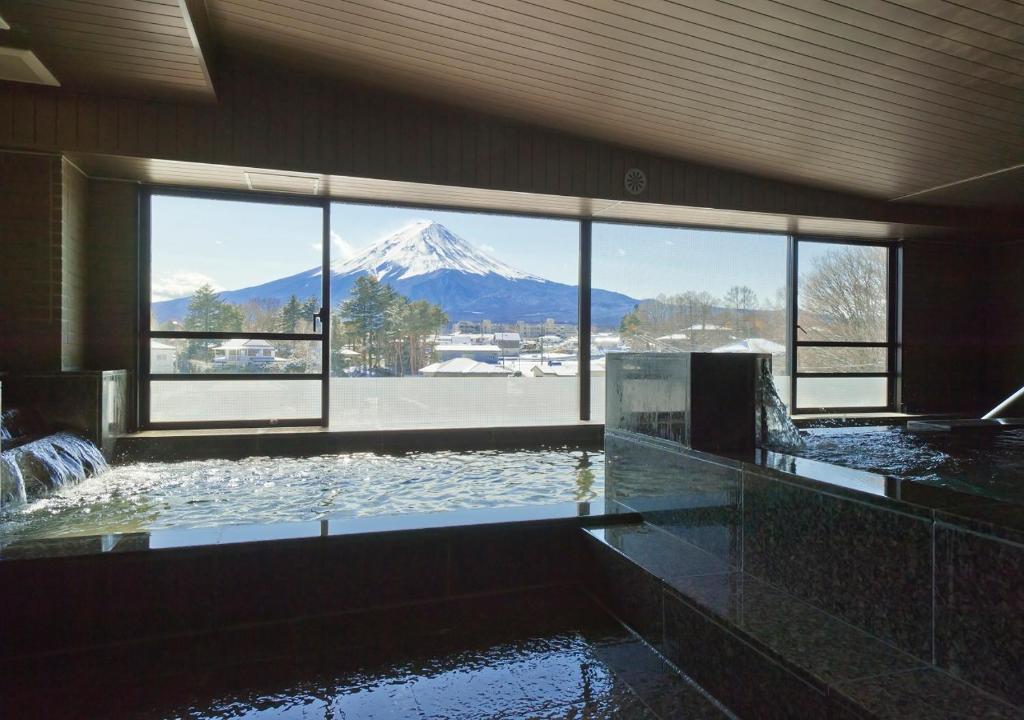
[1, 431, 107, 506]
[759, 364, 805, 453]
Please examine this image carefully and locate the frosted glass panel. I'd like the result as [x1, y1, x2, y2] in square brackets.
[150, 380, 320, 423]
[796, 377, 887, 409]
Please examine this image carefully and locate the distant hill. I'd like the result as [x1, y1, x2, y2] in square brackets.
[152, 220, 640, 326]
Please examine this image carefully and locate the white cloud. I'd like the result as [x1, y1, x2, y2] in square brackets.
[152, 272, 222, 302]
[313, 232, 357, 260]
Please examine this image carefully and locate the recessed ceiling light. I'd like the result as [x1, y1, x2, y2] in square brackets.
[245, 171, 320, 195]
[0, 48, 59, 86]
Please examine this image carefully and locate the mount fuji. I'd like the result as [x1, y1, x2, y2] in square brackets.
[152, 220, 639, 326]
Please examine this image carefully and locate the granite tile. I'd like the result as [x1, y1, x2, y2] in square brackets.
[743, 470, 933, 659]
[448, 523, 583, 595]
[588, 524, 732, 585]
[591, 640, 730, 719]
[668, 573, 926, 689]
[586, 533, 665, 649]
[936, 500, 1024, 546]
[604, 434, 742, 564]
[314, 531, 450, 611]
[935, 522, 1024, 707]
[834, 668, 1023, 720]
[662, 589, 858, 720]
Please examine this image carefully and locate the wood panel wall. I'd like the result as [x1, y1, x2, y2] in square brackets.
[0, 54, 993, 230]
[61, 159, 89, 370]
[0, 152, 63, 371]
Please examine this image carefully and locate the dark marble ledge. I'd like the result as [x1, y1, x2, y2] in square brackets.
[117, 423, 603, 461]
[588, 524, 927, 693]
[604, 430, 747, 471]
[832, 668, 1024, 720]
[934, 501, 1024, 548]
[669, 574, 926, 690]
[0, 500, 641, 562]
[587, 524, 734, 585]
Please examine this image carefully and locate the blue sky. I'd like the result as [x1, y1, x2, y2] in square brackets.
[151, 195, 789, 303]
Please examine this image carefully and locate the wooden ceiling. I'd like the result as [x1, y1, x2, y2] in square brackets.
[0, 0, 216, 101]
[68, 152, 952, 239]
[200, 0, 1024, 205]
[4, 1, 1024, 207]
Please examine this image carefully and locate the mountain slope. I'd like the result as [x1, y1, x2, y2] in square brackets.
[153, 220, 638, 326]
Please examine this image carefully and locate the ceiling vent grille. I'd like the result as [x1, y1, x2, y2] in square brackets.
[624, 167, 647, 196]
[244, 171, 320, 195]
[0, 48, 59, 86]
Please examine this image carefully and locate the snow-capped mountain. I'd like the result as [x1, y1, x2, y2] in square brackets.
[334, 220, 539, 282]
[152, 220, 638, 326]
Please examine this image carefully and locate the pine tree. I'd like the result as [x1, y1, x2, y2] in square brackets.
[278, 295, 303, 333]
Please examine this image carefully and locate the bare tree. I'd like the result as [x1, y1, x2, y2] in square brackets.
[799, 246, 886, 372]
[724, 285, 758, 337]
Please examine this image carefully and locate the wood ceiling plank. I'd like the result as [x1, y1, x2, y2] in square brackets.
[335, 0, 1024, 139]
[29, 0, 189, 23]
[225, 0, 1011, 165]
[214, 0, 1015, 175]
[1, 0, 216, 100]
[214, 2, 1007, 181]
[687, 0, 1024, 87]
[14, 3, 192, 32]
[516, 0, 1024, 125]
[221, 24, 934, 195]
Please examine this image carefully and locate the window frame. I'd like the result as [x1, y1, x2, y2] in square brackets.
[137, 183, 902, 430]
[788, 235, 901, 414]
[140, 186, 331, 430]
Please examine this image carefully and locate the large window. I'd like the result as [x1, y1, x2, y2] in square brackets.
[590, 223, 790, 421]
[327, 204, 579, 429]
[792, 239, 896, 412]
[141, 187, 898, 428]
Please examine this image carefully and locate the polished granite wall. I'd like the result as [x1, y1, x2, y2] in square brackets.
[1, 370, 129, 459]
[0, 508, 630, 661]
[603, 430, 1024, 708]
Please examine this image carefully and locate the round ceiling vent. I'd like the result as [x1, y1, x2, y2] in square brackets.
[624, 167, 647, 196]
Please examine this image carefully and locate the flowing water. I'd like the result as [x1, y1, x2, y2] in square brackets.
[1, 432, 108, 509]
[759, 365, 806, 453]
[0, 447, 603, 542]
[800, 425, 1024, 504]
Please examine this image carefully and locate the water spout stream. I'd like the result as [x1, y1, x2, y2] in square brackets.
[1, 432, 107, 508]
[759, 364, 805, 453]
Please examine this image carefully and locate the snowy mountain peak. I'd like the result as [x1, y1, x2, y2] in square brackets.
[331, 220, 541, 282]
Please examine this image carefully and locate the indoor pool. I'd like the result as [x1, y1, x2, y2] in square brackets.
[800, 425, 1024, 504]
[0, 447, 603, 543]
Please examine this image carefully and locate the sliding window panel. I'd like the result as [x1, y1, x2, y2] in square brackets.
[797, 243, 888, 343]
[796, 346, 887, 374]
[591, 223, 789, 419]
[144, 190, 328, 428]
[328, 203, 579, 430]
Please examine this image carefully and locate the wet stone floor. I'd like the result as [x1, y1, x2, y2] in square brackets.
[4, 591, 730, 720]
